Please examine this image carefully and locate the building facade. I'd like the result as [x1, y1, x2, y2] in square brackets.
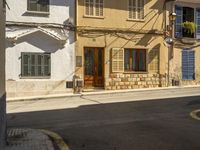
[0, 0, 6, 149]
[6, 0, 75, 97]
[166, 0, 200, 86]
[75, 0, 169, 90]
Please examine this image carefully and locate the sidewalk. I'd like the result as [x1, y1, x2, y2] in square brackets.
[7, 85, 200, 102]
[6, 128, 55, 150]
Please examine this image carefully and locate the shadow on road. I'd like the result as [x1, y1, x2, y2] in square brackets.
[7, 96, 200, 150]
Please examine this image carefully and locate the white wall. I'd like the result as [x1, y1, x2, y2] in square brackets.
[6, 0, 75, 25]
[6, 30, 75, 81]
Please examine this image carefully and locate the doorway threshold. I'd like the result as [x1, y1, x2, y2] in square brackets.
[82, 87, 105, 92]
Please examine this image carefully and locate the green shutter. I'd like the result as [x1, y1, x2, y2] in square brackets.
[43, 54, 51, 76]
[21, 53, 30, 76]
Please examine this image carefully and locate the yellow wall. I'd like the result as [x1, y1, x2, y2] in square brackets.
[76, 0, 168, 81]
[77, 0, 166, 31]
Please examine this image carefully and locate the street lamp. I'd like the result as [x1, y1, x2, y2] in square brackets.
[166, 12, 176, 86]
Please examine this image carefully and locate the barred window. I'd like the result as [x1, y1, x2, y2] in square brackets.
[21, 53, 51, 77]
[128, 0, 144, 20]
[27, 0, 49, 12]
[85, 0, 103, 17]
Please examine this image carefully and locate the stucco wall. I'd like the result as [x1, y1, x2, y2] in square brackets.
[77, 0, 165, 31]
[76, 32, 168, 88]
[6, 0, 75, 25]
[6, 30, 75, 97]
[76, 0, 169, 89]
[0, 0, 6, 149]
[6, 0, 75, 97]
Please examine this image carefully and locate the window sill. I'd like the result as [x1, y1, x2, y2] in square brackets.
[83, 15, 105, 19]
[127, 18, 145, 22]
[20, 76, 51, 79]
[26, 11, 50, 15]
[179, 37, 197, 45]
[123, 71, 148, 74]
[182, 79, 195, 81]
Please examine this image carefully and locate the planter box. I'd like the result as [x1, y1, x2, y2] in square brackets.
[181, 37, 197, 45]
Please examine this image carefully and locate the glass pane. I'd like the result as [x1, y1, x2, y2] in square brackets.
[98, 49, 103, 76]
[132, 50, 137, 71]
[139, 50, 146, 71]
[84, 49, 94, 75]
[124, 49, 130, 71]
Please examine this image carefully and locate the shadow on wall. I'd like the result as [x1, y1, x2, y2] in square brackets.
[78, 0, 164, 12]
[148, 44, 161, 64]
[7, 31, 63, 53]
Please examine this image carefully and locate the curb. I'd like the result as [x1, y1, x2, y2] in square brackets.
[7, 85, 200, 103]
[40, 129, 70, 150]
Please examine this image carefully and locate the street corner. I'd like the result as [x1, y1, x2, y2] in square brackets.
[6, 128, 55, 150]
[190, 109, 200, 121]
[40, 129, 70, 150]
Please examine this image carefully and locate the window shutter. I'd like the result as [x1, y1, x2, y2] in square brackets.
[137, 0, 144, 19]
[89, 0, 94, 16]
[99, 0, 103, 16]
[112, 48, 124, 72]
[85, 0, 90, 15]
[148, 49, 159, 73]
[175, 5, 183, 38]
[182, 50, 195, 80]
[43, 54, 51, 76]
[129, 0, 137, 19]
[21, 53, 30, 76]
[196, 8, 200, 39]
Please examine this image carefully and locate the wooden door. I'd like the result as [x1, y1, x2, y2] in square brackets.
[84, 48, 104, 87]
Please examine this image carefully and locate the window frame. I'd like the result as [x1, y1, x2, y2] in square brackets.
[128, 0, 145, 21]
[21, 52, 51, 79]
[175, 5, 200, 39]
[124, 49, 147, 72]
[27, 0, 50, 13]
[84, 0, 104, 18]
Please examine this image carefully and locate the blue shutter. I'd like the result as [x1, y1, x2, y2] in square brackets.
[175, 5, 183, 38]
[196, 8, 200, 39]
[188, 51, 195, 80]
[182, 50, 195, 80]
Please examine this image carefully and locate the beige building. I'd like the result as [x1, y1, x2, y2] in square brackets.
[0, 0, 6, 149]
[166, 0, 200, 86]
[75, 0, 169, 90]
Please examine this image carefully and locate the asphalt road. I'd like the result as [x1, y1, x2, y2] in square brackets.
[7, 94, 200, 150]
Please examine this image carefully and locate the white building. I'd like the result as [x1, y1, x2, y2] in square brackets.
[6, 0, 75, 98]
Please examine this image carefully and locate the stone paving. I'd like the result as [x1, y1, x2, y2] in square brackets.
[6, 128, 55, 150]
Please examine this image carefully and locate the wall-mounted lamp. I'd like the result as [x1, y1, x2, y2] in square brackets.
[169, 12, 177, 23]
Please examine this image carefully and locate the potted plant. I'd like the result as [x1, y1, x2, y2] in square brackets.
[181, 21, 197, 44]
[181, 21, 197, 35]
